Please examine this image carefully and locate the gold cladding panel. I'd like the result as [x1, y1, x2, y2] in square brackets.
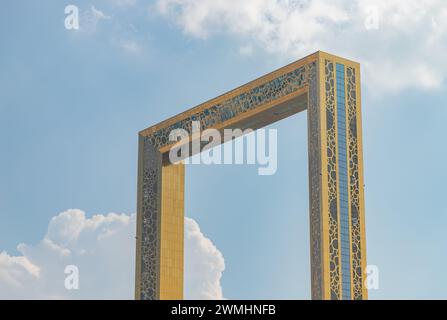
[159, 163, 185, 300]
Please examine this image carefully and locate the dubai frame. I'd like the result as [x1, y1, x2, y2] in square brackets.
[135, 51, 368, 300]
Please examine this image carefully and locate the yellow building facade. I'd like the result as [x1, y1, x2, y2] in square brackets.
[135, 51, 368, 300]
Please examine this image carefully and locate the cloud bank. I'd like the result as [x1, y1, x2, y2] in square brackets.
[0, 209, 225, 299]
[184, 217, 225, 299]
[155, 0, 447, 93]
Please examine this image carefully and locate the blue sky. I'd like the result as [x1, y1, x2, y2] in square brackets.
[1, 0, 447, 299]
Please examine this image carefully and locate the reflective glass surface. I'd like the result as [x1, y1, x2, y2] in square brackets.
[336, 63, 351, 300]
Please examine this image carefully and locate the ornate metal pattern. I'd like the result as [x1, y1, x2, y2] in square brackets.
[307, 61, 323, 300]
[346, 66, 363, 300]
[325, 60, 341, 299]
[139, 138, 162, 300]
[146, 66, 310, 149]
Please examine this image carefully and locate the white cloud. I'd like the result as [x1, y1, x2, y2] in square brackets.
[155, 0, 447, 93]
[184, 217, 225, 299]
[75, 6, 145, 55]
[91, 6, 111, 20]
[0, 209, 225, 299]
[0, 252, 40, 288]
[80, 6, 111, 33]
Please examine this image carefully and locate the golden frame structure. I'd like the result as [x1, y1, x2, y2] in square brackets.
[135, 51, 368, 300]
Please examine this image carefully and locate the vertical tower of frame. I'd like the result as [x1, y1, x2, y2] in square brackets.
[315, 52, 368, 299]
[135, 136, 184, 300]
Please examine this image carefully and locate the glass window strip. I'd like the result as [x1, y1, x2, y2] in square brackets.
[336, 63, 351, 300]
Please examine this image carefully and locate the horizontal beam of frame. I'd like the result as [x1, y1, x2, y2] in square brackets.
[140, 52, 320, 138]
